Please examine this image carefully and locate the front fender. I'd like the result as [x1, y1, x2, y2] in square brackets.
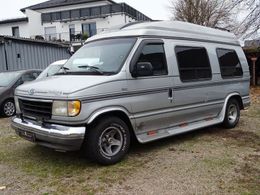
[86, 106, 135, 125]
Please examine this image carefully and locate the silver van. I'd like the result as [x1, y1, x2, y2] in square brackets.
[11, 21, 250, 165]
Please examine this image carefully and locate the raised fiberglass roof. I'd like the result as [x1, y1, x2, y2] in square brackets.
[88, 21, 240, 46]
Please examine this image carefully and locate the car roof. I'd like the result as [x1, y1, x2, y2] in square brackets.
[87, 21, 240, 46]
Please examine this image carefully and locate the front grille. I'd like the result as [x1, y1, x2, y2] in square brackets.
[19, 99, 53, 120]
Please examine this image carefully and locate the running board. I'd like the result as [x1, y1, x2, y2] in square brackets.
[136, 117, 222, 143]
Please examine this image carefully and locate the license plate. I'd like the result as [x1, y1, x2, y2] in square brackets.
[18, 130, 36, 142]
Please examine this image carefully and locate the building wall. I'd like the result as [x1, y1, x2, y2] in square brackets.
[0, 1, 145, 42]
[0, 22, 29, 37]
[0, 39, 71, 72]
[26, 10, 44, 38]
[41, 13, 135, 42]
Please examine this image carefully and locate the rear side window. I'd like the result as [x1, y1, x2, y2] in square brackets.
[137, 43, 168, 76]
[175, 46, 212, 82]
[216, 49, 243, 78]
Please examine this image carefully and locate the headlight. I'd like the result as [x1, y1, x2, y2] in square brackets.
[52, 100, 81, 117]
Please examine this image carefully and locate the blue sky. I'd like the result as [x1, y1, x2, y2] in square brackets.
[0, 0, 172, 20]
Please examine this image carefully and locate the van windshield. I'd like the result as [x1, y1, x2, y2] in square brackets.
[61, 38, 136, 75]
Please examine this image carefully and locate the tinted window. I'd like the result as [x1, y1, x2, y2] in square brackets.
[52, 12, 61, 21]
[217, 49, 243, 78]
[101, 5, 110, 15]
[91, 7, 100, 16]
[137, 43, 168, 76]
[61, 11, 70, 20]
[42, 13, 51, 22]
[71, 10, 80, 18]
[22, 73, 37, 82]
[175, 46, 212, 82]
[111, 4, 122, 13]
[81, 8, 90, 17]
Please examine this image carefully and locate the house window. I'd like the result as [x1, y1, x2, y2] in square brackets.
[69, 24, 76, 41]
[44, 27, 57, 41]
[12, 27, 19, 37]
[71, 10, 80, 19]
[175, 46, 212, 82]
[216, 48, 243, 78]
[51, 12, 61, 21]
[81, 8, 90, 17]
[101, 5, 110, 15]
[91, 7, 101, 16]
[42, 13, 51, 22]
[61, 11, 70, 20]
[82, 23, 97, 37]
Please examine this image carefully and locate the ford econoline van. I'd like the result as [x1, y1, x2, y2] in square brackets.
[11, 21, 250, 165]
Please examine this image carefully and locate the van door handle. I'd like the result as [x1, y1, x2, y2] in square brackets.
[168, 88, 174, 102]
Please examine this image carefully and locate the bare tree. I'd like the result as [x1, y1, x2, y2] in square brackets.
[171, 0, 260, 38]
[233, 0, 260, 38]
[171, 0, 236, 30]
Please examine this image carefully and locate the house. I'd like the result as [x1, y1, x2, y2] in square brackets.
[243, 39, 260, 86]
[0, 0, 151, 50]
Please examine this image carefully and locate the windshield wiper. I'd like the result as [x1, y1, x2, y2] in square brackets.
[78, 65, 104, 75]
[61, 66, 70, 73]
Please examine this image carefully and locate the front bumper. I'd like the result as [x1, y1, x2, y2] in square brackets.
[11, 117, 86, 151]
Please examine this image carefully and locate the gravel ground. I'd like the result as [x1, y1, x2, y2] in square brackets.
[0, 88, 259, 195]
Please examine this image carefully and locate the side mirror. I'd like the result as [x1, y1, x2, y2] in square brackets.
[132, 62, 153, 77]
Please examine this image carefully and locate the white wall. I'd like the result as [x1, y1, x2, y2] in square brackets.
[0, 21, 29, 37]
[26, 9, 43, 38]
[41, 13, 136, 41]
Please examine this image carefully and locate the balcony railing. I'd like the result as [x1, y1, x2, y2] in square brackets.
[40, 29, 107, 43]
[41, 3, 151, 23]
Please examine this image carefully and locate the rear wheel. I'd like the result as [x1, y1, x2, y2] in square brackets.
[223, 99, 240, 129]
[2, 100, 16, 117]
[83, 116, 130, 165]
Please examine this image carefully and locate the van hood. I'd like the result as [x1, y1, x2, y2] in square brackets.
[15, 75, 115, 98]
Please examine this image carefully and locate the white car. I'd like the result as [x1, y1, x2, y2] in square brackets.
[37, 60, 67, 79]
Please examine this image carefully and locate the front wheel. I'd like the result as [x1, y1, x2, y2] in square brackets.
[2, 100, 16, 117]
[222, 99, 240, 129]
[83, 116, 130, 165]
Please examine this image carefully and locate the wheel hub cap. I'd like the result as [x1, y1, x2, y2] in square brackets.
[228, 104, 238, 123]
[99, 125, 123, 157]
[4, 102, 15, 116]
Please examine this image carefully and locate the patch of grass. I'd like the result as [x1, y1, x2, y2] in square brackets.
[235, 156, 260, 195]
[201, 156, 234, 169]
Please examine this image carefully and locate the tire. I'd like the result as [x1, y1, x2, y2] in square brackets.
[83, 116, 130, 165]
[222, 98, 240, 129]
[1, 99, 16, 117]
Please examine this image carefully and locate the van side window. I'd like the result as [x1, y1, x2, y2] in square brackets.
[137, 43, 168, 76]
[175, 46, 212, 82]
[216, 49, 243, 78]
